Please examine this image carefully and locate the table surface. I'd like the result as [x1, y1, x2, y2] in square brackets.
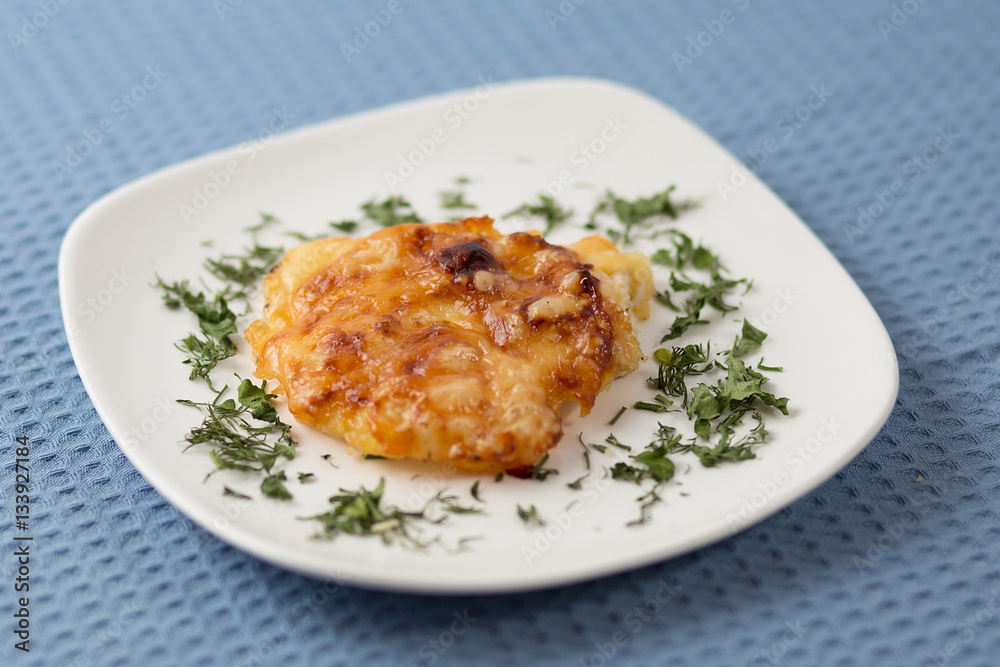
[2, 1, 999, 665]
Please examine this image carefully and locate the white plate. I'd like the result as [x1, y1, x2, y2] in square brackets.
[59, 78, 897, 594]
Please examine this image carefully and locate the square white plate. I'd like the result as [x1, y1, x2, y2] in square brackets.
[59, 77, 897, 594]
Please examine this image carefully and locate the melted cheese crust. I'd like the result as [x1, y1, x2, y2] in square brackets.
[245, 217, 653, 473]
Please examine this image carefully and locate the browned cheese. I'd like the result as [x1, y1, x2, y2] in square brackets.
[245, 217, 653, 473]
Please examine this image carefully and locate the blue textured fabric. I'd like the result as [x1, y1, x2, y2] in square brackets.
[2, 1, 999, 665]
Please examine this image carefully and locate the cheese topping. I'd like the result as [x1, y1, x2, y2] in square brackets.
[245, 216, 653, 473]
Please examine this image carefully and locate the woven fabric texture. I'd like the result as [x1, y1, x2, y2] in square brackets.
[2, 1, 999, 665]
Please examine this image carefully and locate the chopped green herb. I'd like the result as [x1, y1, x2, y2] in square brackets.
[298, 472, 316, 483]
[439, 189, 478, 210]
[610, 462, 646, 483]
[567, 474, 589, 490]
[203, 216, 284, 287]
[309, 477, 464, 549]
[440, 494, 484, 515]
[683, 351, 788, 446]
[607, 436, 677, 525]
[516, 504, 545, 526]
[649, 248, 673, 266]
[494, 472, 504, 483]
[504, 194, 573, 235]
[203, 245, 283, 285]
[246, 212, 280, 233]
[582, 444, 592, 472]
[591, 186, 697, 244]
[527, 453, 559, 481]
[223, 486, 252, 500]
[650, 231, 720, 272]
[609, 406, 627, 425]
[632, 443, 676, 485]
[284, 230, 328, 243]
[652, 424, 683, 450]
[660, 271, 750, 342]
[633, 394, 674, 413]
[648, 344, 714, 407]
[605, 435, 631, 452]
[471, 480, 482, 502]
[659, 309, 709, 341]
[709, 355, 787, 414]
[153, 277, 248, 391]
[633, 486, 666, 526]
[178, 378, 295, 478]
[732, 319, 768, 358]
[692, 245, 716, 271]
[329, 220, 359, 234]
[236, 376, 282, 423]
[660, 414, 769, 466]
[173, 332, 237, 391]
[625, 231, 794, 527]
[261, 470, 292, 500]
[360, 196, 423, 226]
[363, 454, 388, 460]
[154, 277, 240, 337]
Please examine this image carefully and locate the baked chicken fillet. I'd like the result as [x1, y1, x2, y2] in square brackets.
[245, 216, 653, 474]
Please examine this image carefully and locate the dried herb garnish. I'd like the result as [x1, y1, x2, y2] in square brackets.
[504, 194, 573, 235]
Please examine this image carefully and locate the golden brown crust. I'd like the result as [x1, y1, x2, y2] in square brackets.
[245, 216, 653, 473]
